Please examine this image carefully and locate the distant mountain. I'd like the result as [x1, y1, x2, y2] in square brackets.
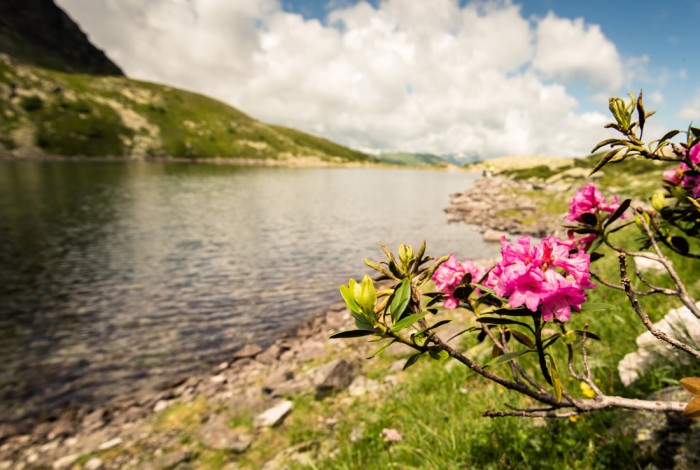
[376, 152, 449, 167]
[0, 1, 375, 164]
[0, 0, 123, 76]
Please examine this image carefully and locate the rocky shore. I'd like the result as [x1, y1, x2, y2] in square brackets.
[444, 175, 566, 240]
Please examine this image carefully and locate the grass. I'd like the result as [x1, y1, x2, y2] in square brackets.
[0, 57, 376, 163]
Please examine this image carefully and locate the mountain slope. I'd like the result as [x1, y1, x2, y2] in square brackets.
[0, 0, 123, 76]
[0, 55, 374, 163]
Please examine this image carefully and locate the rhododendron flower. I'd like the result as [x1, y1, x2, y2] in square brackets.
[381, 428, 403, 442]
[432, 254, 487, 309]
[490, 236, 595, 322]
[567, 183, 623, 223]
[663, 144, 700, 198]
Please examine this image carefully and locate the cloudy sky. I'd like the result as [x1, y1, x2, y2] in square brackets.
[56, 0, 699, 158]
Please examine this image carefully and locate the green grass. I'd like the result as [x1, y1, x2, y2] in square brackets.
[0, 58, 376, 163]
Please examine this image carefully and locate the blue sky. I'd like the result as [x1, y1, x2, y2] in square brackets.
[57, 0, 700, 158]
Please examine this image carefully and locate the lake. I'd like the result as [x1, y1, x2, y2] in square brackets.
[0, 161, 499, 423]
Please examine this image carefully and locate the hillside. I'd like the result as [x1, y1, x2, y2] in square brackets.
[376, 151, 448, 167]
[0, 55, 375, 163]
[0, 0, 123, 76]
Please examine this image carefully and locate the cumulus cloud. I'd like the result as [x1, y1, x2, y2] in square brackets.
[56, 0, 632, 158]
[678, 90, 700, 121]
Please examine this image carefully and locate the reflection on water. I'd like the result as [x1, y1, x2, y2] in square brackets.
[0, 161, 498, 423]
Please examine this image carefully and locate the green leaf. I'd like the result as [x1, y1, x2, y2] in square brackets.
[446, 327, 478, 343]
[390, 278, 412, 323]
[547, 354, 563, 403]
[542, 334, 561, 349]
[367, 339, 396, 359]
[428, 347, 449, 361]
[340, 282, 361, 314]
[391, 310, 430, 333]
[573, 330, 601, 341]
[589, 148, 618, 176]
[330, 330, 375, 339]
[403, 352, 423, 370]
[671, 236, 690, 254]
[473, 283, 497, 296]
[579, 302, 615, 313]
[485, 349, 534, 367]
[510, 330, 536, 349]
[604, 198, 631, 228]
[659, 129, 680, 142]
[590, 138, 627, 153]
[414, 320, 452, 337]
[580, 212, 598, 226]
[493, 307, 534, 317]
[477, 317, 535, 333]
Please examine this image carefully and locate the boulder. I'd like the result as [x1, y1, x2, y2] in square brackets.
[233, 344, 263, 360]
[262, 368, 295, 395]
[312, 359, 357, 398]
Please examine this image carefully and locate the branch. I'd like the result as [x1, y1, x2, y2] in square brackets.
[618, 253, 700, 360]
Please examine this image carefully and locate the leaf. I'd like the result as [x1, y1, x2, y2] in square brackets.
[365, 259, 399, 280]
[680, 377, 700, 395]
[452, 285, 474, 301]
[542, 334, 561, 349]
[579, 302, 615, 314]
[350, 312, 375, 331]
[604, 198, 631, 228]
[330, 330, 375, 339]
[428, 347, 449, 361]
[510, 330, 536, 349]
[477, 317, 535, 333]
[671, 236, 690, 254]
[580, 212, 598, 226]
[683, 396, 700, 418]
[473, 283, 497, 296]
[367, 339, 396, 359]
[590, 138, 626, 153]
[340, 283, 361, 315]
[548, 354, 563, 404]
[403, 352, 423, 370]
[414, 320, 452, 337]
[589, 252, 605, 262]
[659, 129, 680, 142]
[573, 330, 601, 341]
[589, 149, 618, 176]
[493, 307, 534, 317]
[446, 327, 477, 343]
[389, 278, 412, 323]
[485, 349, 534, 367]
[391, 310, 430, 333]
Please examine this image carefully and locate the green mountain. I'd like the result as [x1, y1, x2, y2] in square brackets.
[0, 0, 123, 76]
[0, 1, 374, 164]
[376, 151, 449, 167]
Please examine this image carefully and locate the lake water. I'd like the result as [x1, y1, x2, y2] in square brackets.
[0, 161, 499, 424]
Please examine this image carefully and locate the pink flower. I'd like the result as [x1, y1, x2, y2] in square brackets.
[663, 144, 700, 198]
[567, 183, 623, 223]
[490, 236, 595, 322]
[432, 254, 487, 310]
[381, 428, 403, 443]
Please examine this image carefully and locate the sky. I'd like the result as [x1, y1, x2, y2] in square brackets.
[55, 0, 700, 159]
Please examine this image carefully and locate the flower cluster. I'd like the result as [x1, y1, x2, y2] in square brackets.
[490, 236, 595, 322]
[567, 183, 622, 223]
[431, 254, 487, 309]
[663, 144, 700, 198]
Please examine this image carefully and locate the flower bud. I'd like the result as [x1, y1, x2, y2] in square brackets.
[651, 192, 666, 212]
[354, 274, 377, 316]
[398, 243, 414, 267]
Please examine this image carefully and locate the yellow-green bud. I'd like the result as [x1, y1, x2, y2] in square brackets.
[651, 192, 666, 212]
[398, 243, 414, 267]
[354, 274, 377, 317]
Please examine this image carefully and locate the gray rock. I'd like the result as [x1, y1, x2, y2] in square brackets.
[98, 437, 123, 451]
[233, 344, 263, 360]
[81, 408, 109, 432]
[145, 451, 195, 470]
[52, 454, 78, 469]
[197, 416, 252, 452]
[312, 359, 357, 398]
[84, 458, 103, 470]
[294, 340, 327, 363]
[348, 376, 379, 397]
[255, 400, 293, 428]
[256, 344, 283, 365]
[271, 377, 312, 398]
[483, 229, 509, 243]
[262, 368, 295, 395]
[47, 414, 76, 441]
[262, 441, 318, 470]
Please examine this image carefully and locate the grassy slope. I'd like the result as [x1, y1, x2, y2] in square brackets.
[0, 55, 375, 163]
[376, 151, 448, 167]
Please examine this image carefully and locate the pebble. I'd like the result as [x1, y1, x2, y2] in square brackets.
[98, 437, 122, 451]
[84, 457, 103, 470]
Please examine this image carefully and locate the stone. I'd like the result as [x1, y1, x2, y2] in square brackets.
[153, 399, 172, 413]
[0, 423, 18, 442]
[98, 437, 123, 451]
[254, 400, 293, 428]
[47, 415, 76, 440]
[262, 368, 295, 394]
[84, 458, 103, 470]
[52, 454, 78, 469]
[197, 416, 252, 452]
[233, 344, 263, 360]
[633, 257, 666, 272]
[146, 451, 195, 470]
[294, 340, 327, 363]
[483, 229, 509, 243]
[262, 441, 318, 470]
[271, 378, 312, 398]
[348, 376, 379, 397]
[256, 344, 282, 365]
[312, 359, 357, 398]
[81, 408, 109, 432]
[211, 374, 227, 384]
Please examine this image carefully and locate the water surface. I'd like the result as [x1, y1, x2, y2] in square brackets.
[0, 161, 498, 423]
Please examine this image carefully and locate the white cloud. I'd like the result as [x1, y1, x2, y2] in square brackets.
[56, 0, 630, 158]
[532, 13, 623, 92]
[678, 90, 700, 121]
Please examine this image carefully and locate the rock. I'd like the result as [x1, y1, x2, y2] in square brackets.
[146, 451, 195, 470]
[255, 400, 293, 428]
[52, 454, 79, 469]
[483, 229, 508, 243]
[256, 344, 283, 365]
[262, 368, 295, 394]
[294, 340, 327, 363]
[211, 374, 227, 384]
[47, 414, 76, 440]
[98, 437, 122, 451]
[271, 378, 312, 398]
[0, 423, 18, 442]
[214, 361, 230, 373]
[348, 376, 379, 397]
[312, 359, 357, 398]
[633, 257, 666, 272]
[233, 344, 263, 360]
[197, 416, 252, 452]
[153, 399, 172, 413]
[84, 457, 103, 470]
[262, 441, 318, 470]
[618, 303, 700, 386]
[81, 408, 109, 432]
